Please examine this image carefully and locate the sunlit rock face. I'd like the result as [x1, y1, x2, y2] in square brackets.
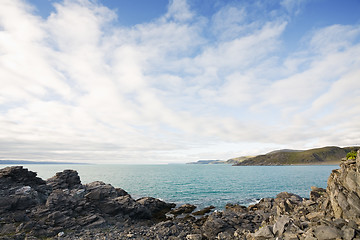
[327, 150, 360, 222]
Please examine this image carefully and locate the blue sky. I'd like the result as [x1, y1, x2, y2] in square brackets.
[0, 0, 359, 163]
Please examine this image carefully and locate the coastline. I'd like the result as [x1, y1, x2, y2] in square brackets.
[0, 151, 360, 239]
[0, 163, 335, 210]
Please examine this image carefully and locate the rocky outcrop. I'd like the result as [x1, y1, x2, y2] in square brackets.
[327, 149, 360, 222]
[0, 167, 177, 239]
[46, 169, 81, 190]
[0, 166, 51, 214]
[1, 151, 360, 239]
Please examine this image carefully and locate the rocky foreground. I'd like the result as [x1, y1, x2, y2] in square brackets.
[1, 151, 360, 239]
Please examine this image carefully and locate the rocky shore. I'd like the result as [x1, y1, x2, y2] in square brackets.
[1, 150, 360, 239]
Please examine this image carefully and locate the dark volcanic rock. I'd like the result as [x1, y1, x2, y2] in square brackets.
[0, 166, 50, 213]
[170, 203, 197, 215]
[0, 167, 178, 239]
[137, 197, 176, 219]
[0, 166, 45, 186]
[85, 181, 121, 200]
[46, 169, 81, 190]
[193, 205, 215, 215]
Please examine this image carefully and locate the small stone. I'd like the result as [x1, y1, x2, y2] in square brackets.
[58, 231, 65, 237]
[186, 234, 202, 240]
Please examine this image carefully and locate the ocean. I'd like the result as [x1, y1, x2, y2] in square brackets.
[0, 164, 338, 210]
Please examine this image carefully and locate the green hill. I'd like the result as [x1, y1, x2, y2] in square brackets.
[225, 156, 255, 165]
[233, 146, 360, 166]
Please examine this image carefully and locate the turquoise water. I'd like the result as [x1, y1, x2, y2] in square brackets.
[0, 164, 338, 209]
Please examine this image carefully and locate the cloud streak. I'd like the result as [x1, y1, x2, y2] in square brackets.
[0, 0, 359, 163]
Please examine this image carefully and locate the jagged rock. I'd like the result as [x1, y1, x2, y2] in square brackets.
[46, 189, 74, 210]
[100, 195, 150, 218]
[201, 213, 230, 239]
[310, 186, 327, 201]
[254, 225, 274, 239]
[170, 204, 197, 215]
[273, 215, 291, 236]
[136, 197, 176, 219]
[193, 205, 215, 215]
[274, 192, 302, 216]
[0, 166, 45, 186]
[249, 198, 275, 212]
[85, 181, 119, 200]
[46, 170, 81, 190]
[0, 167, 50, 213]
[327, 150, 360, 222]
[276, 192, 302, 203]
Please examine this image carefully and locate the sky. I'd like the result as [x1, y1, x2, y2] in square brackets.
[0, 0, 360, 164]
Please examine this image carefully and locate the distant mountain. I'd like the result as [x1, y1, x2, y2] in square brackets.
[187, 157, 255, 165]
[187, 160, 226, 164]
[233, 146, 360, 166]
[0, 160, 82, 165]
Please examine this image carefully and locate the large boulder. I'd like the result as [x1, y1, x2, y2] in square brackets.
[201, 213, 230, 239]
[84, 181, 120, 200]
[136, 197, 176, 219]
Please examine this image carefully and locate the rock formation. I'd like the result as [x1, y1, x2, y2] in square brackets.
[0, 150, 360, 239]
[0, 166, 175, 239]
[327, 152, 360, 223]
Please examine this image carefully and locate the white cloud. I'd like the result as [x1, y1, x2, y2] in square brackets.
[165, 0, 194, 22]
[280, 0, 308, 15]
[309, 24, 360, 54]
[0, 0, 359, 163]
[211, 5, 247, 40]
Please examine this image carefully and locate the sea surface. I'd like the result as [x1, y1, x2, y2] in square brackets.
[0, 164, 338, 210]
